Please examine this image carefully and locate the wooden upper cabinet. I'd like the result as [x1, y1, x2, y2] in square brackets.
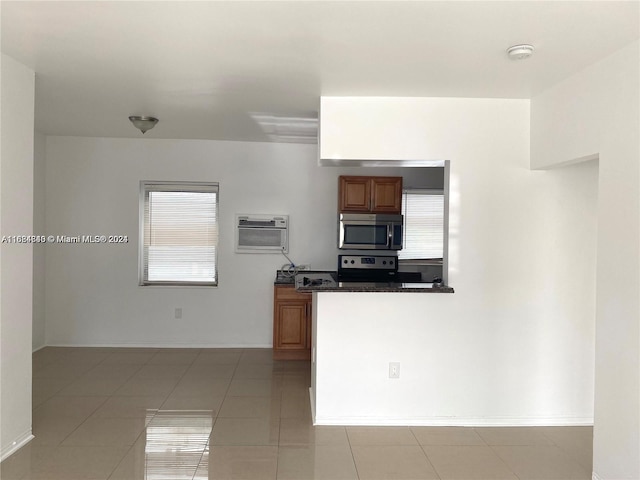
[339, 176, 371, 212]
[339, 175, 402, 214]
[371, 177, 403, 213]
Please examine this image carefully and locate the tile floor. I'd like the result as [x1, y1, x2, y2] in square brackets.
[1, 347, 593, 480]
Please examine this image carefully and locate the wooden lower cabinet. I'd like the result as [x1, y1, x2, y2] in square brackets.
[273, 285, 312, 360]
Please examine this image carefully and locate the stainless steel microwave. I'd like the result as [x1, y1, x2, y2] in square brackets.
[338, 213, 403, 250]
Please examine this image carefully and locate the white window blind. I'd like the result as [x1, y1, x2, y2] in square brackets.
[399, 190, 444, 261]
[140, 182, 218, 286]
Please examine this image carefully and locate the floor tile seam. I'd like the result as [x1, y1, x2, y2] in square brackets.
[408, 428, 443, 479]
[32, 391, 103, 418]
[551, 441, 593, 471]
[194, 349, 244, 366]
[104, 431, 146, 480]
[0, 443, 53, 478]
[53, 394, 111, 423]
[538, 426, 596, 459]
[469, 427, 493, 447]
[56, 362, 144, 395]
[32, 399, 107, 450]
[485, 443, 525, 480]
[187, 430, 211, 480]
[43, 355, 94, 374]
[274, 425, 282, 480]
[275, 393, 283, 451]
[216, 412, 281, 420]
[157, 351, 220, 410]
[491, 443, 592, 477]
[32, 371, 85, 384]
[207, 354, 245, 434]
[219, 354, 243, 398]
[89, 363, 147, 390]
[51, 354, 111, 375]
[95, 346, 156, 368]
[56, 418, 148, 449]
[147, 348, 202, 367]
[536, 427, 564, 448]
[419, 443, 521, 480]
[343, 424, 363, 480]
[471, 427, 491, 447]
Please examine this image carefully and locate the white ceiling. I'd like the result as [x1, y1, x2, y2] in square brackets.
[2, 1, 638, 143]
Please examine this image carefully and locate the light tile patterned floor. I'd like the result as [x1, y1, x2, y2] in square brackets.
[1, 347, 593, 480]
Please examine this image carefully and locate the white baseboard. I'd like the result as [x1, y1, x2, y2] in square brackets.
[312, 415, 594, 427]
[1, 430, 34, 462]
[43, 343, 272, 349]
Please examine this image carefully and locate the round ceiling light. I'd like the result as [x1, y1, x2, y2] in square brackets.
[507, 44, 534, 60]
[128, 115, 159, 134]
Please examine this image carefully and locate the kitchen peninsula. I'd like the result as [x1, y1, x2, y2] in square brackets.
[272, 270, 453, 363]
[281, 271, 455, 426]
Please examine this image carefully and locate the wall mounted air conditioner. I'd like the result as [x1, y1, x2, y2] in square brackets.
[235, 214, 289, 253]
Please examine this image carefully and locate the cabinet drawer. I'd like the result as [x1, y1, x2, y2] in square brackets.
[274, 285, 312, 301]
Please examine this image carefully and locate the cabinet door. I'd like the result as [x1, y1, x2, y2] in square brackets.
[339, 176, 371, 212]
[274, 301, 307, 350]
[371, 177, 403, 213]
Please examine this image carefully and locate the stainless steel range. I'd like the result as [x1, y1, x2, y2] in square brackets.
[338, 254, 398, 282]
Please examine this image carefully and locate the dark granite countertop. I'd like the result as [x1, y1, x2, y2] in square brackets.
[274, 270, 335, 285]
[296, 282, 454, 293]
[275, 270, 454, 293]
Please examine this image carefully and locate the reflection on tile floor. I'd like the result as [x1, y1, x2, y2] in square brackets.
[1, 347, 593, 479]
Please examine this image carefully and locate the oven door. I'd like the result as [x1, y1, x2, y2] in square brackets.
[338, 214, 403, 250]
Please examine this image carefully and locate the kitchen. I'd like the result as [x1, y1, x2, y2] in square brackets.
[38, 104, 596, 426]
[1, 2, 638, 479]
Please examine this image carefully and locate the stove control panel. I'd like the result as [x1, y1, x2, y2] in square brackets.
[338, 255, 398, 271]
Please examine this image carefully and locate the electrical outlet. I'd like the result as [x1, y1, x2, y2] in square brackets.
[389, 362, 400, 379]
[297, 265, 310, 271]
[175, 307, 182, 319]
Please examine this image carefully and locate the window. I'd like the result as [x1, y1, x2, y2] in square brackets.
[139, 182, 219, 286]
[399, 189, 444, 261]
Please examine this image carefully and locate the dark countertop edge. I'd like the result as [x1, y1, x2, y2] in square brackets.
[275, 270, 454, 292]
[296, 285, 455, 293]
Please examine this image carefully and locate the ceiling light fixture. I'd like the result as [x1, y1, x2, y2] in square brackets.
[250, 113, 318, 144]
[507, 44, 534, 60]
[128, 115, 159, 134]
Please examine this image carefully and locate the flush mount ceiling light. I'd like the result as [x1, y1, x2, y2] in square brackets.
[128, 115, 159, 134]
[507, 44, 534, 60]
[250, 113, 318, 144]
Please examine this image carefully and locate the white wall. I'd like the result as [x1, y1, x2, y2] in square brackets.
[531, 40, 639, 480]
[44, 138, 320, 346]
[317, 97, 597, 425]
[320, 97, 529, 162]
[0, 54, 35, 460]
[33, 131, 46, 351]
[43, 137, 443, 346]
